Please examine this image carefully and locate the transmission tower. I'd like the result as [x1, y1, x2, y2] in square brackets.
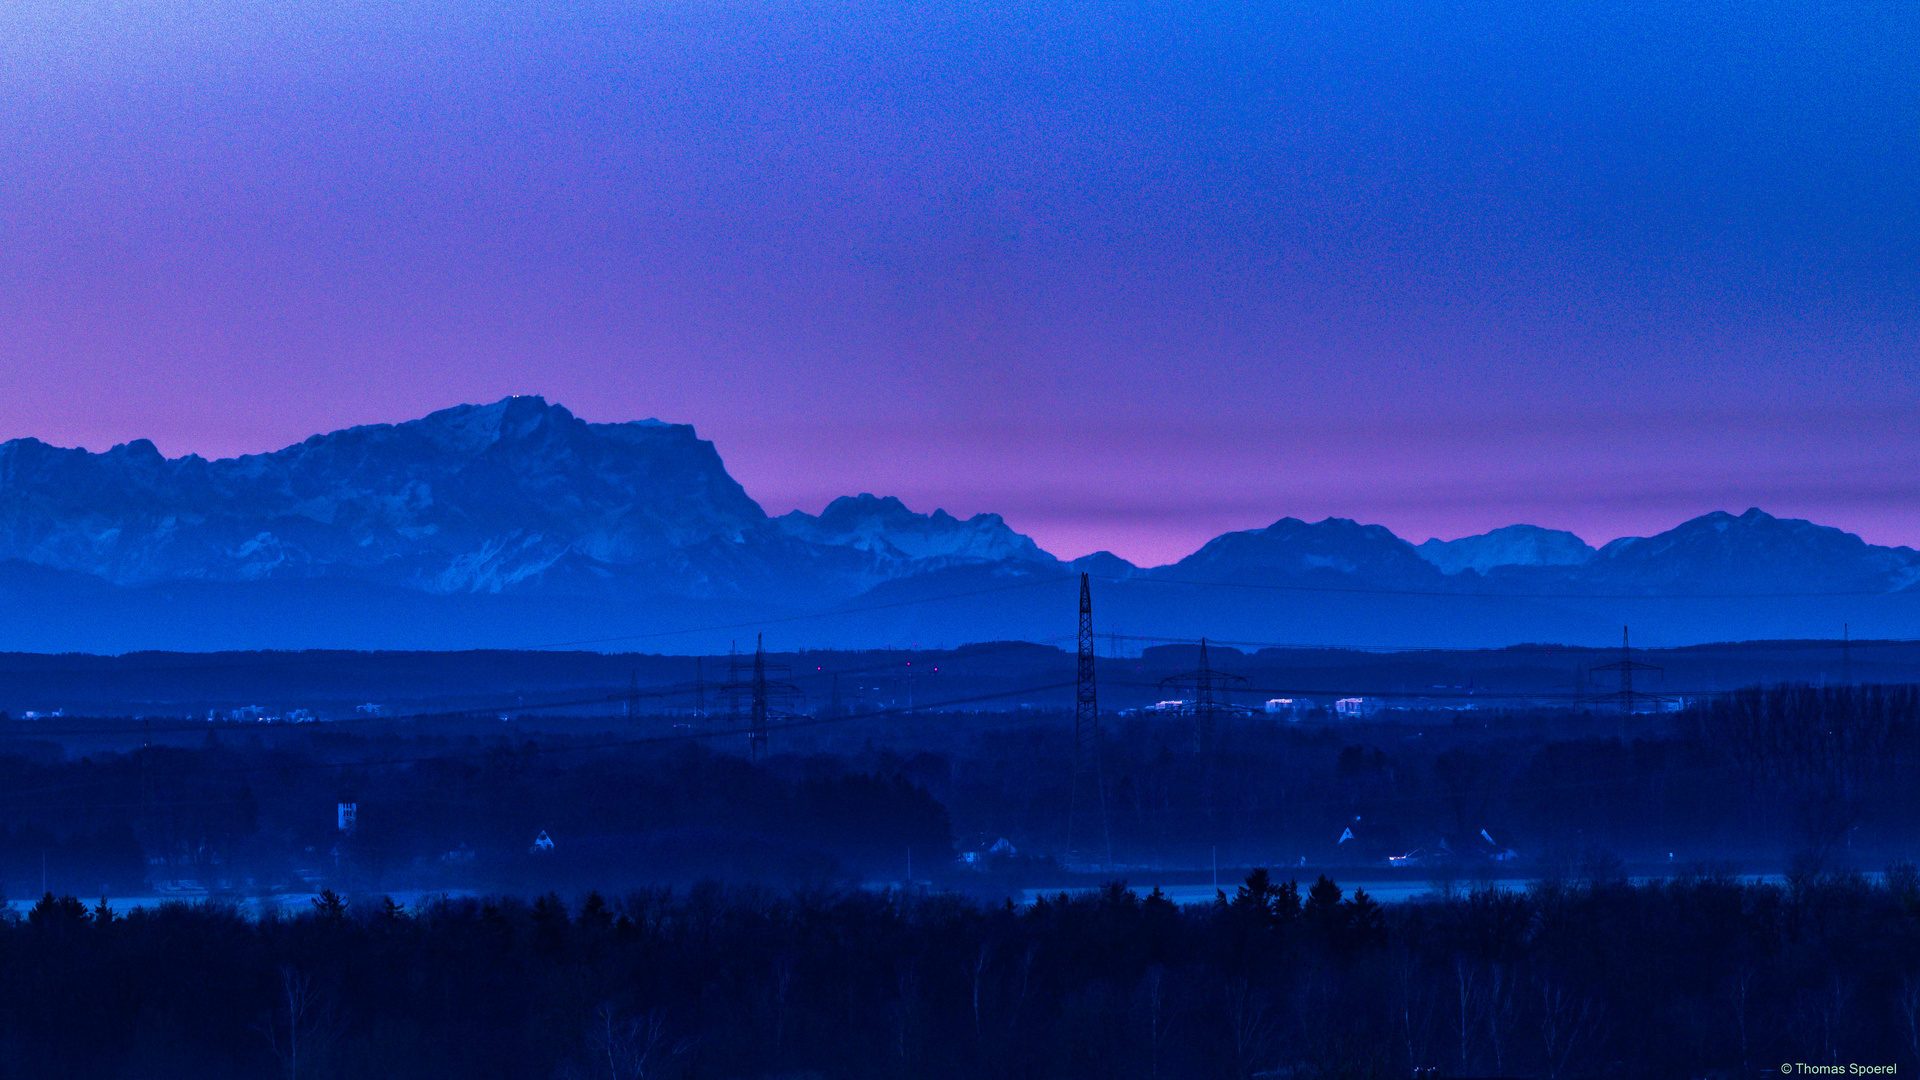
[625, 670, 639, 720]
[1066, 574, 1112, 869]
[721, 635, 798, 761]
[695, 656, 707, 720]
[1586, 626, 1669, 715]
[1160, 637, 1248, 752]
[752, 640, 770, 757]
[724, 642, 745, 726]
[137, 718, 155, 879]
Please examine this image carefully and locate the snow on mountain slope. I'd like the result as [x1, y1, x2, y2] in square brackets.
[0, 399, 1064, 605]
[4, 398, 1920, 651]
[1417, 525, 1596, 575]
[0, 396, 781, 595]
[776, 495, 1053, 568]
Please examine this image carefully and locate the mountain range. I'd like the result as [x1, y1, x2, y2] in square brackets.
[1, 396, 1914, 653]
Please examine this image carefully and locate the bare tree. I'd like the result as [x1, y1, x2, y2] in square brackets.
[967, 940, 992, 1045]
[255, 966, 326, 1080]
[1007, 943, 1038, 1036]
[1538, 977, 1604, 1080]
[1224, 977, 1275, 1080]
[1899, 974, 1920, 1071]
[1454, 957, 1481, 1074]
[1484, 962, 1519, 1077]
[1394, 947, 1438, 1075]
[580, 1003, 691, 1080]
[1727, 965, 1757, 1078]
[770, 952, 794, 1064]
[891, 965, 920, 1073]
[1793, 974, 1852, 1068]
[1138, 965, 1175, 1080]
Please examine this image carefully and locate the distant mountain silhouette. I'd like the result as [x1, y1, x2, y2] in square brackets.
[1418, 525, 1595, 575]
[0, 398, 1915, 651]
[0, 397, 1049, 610]
[1159, 517, 1445, 588]
[1578, 508, 1920, 594]
[776, 494, 1054, 576]
[0, 397, 767, 593]
[1069, 551, 1140, 578]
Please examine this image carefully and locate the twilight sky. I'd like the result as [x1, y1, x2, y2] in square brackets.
[0, 1, 1915, 564]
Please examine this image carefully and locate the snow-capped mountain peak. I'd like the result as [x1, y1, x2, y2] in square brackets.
[776, 494, 1053, 566]
[3, 403, 1920, 651]
[1417, 524, 1596, 575]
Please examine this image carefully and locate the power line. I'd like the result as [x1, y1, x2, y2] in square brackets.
[1093, 573, 1919, 601]
[1104, 679, 1707, 702]
[517, 574, 1074, 649]
[1089, 631, 1920, 656]
[0, 670, 1899, 814]
[0, 576, 1077, 679]
[1585, 626, 1669, 715]
[3, 584, 1909, 740]
[723, 641, 744, 728]
[0, 639, 1073, 737]
[4, 629, 1873, 740]
[0, 678, 1086, 799]
[1066, 574, 1111, 870]
[3, 564, 1915, 684]
[722, 634, 799, 761]
[1157, 638, 1249, 751]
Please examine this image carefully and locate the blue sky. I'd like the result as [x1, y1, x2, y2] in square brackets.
[0, 1, 1914, 561]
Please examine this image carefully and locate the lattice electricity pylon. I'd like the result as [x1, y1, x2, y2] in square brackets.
[723, 642, 746, 726]
[1159, 637, 1249, 752]
[1066, 573, 1113, 869]
[1586, 626, 1670, 715]
[720, 634, 800, 761]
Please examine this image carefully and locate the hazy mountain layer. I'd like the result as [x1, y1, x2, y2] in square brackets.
[1, 399, 1915, 651]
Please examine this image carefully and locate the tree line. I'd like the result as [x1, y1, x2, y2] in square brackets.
[5, 682, 1920, 896]
[5, 865, 1920, 1078]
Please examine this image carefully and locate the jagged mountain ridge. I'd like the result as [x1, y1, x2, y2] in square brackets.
[0, 396, 768, 594]
[0, 398, 1053, 605]
[777, 494, 1050, 570]
[0, 398, 1916, 650]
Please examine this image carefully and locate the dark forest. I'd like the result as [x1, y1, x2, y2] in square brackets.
[5, 868, 1918, 1078]
[0, 682, 1915, 1074]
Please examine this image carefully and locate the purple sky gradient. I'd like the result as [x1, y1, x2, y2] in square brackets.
[0, 1, 1915, 564]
